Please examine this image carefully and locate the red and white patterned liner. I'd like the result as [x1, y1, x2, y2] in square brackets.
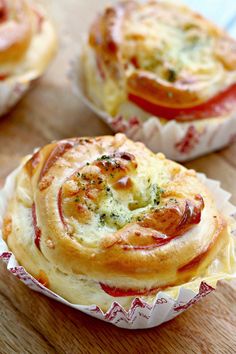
[0, 78, 32, 117]
[70, 54, 236, 162]
[0, 166, 235, 329]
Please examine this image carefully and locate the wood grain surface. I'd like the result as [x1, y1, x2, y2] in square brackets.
[0, 1, 236, 353]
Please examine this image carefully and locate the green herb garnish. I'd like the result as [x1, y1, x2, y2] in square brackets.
[97, 155, 111, 161]
[99, 213, 106, 226]
[167, 69, 177, 82]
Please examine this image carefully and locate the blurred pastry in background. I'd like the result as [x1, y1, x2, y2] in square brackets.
[0, 0, 57, 116]
[75, 0, 236, 161]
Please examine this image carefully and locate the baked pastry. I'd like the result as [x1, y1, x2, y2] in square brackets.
[83, 0, 236, 121]
[0, 0, 56, 115]
[2, 134, 232, 310]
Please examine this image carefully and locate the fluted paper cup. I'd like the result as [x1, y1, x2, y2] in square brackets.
[0, 162, 235, 329]
[0, 77, 32, 116]
[70, 51, 236, 162]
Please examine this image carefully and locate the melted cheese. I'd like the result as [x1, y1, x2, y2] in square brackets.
[63, 151, 168, 245]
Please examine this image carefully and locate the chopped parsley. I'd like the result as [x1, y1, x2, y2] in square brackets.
[169, 198, 178, 204]
[99, 213, 106, 226]
[151, 184, 164, 206]
[167, 68, 177, 82]
[97, 155, 111, 161]
[110, 212, 119, 218]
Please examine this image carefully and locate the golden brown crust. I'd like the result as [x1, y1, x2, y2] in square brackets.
[215, 34, 236, 71]
[0, 0, 57, 81]
[2, 134, 230, 307]
[89, 1, 136, 78]
[86, 0, 236, 118]
[0, 0, 36, 63]
[127, 71, 205, 108]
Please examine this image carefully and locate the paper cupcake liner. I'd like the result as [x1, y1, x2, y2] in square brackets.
[70, 53, 236, 162]
[0, 165, 235, 329]
[0, 77, 33, 117]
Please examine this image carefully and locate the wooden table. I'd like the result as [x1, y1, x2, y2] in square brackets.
[0, 1, 236, 353]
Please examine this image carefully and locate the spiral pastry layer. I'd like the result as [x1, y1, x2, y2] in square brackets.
[3, 134, 230, 309]
[0, 0, 56, 80]
[83, 0, 236, 122]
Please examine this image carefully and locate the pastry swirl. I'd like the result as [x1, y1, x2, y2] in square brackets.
[0, 0, 56, 81]
[2, 134, 231, 309]
[0, 0, 33, 63]
[83, 0, 236, 121]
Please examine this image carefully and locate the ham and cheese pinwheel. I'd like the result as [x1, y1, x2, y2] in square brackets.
[82, 0, 236, 121]
[0, 0, 56, 115]
[2, 134, 231, 310]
